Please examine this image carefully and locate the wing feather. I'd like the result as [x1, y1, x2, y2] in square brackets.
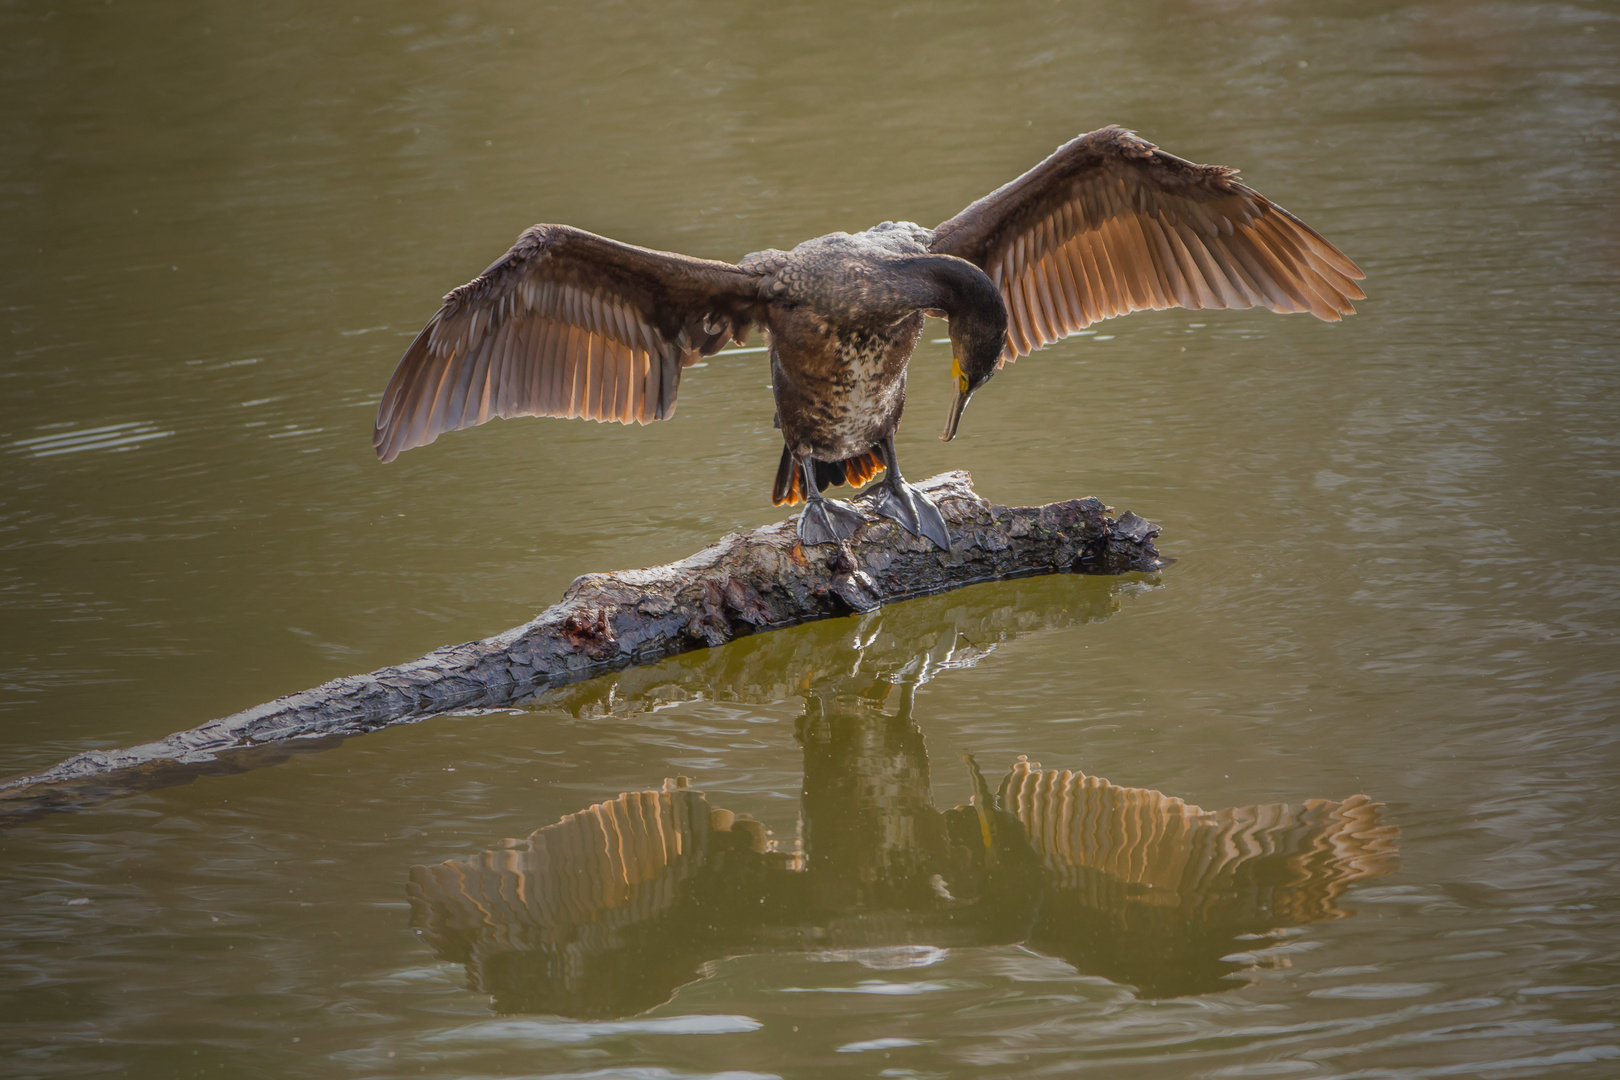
[615, 339, 635, 423]
[1070, 236, 1104, 324]
[561, 320, 584, 418]
[560, 324, 583, 420]
[1049, 247, 1082, 330]
[504, 317, 530, 417]
[1130, 213, 1173, 310]
[1032, 257, 1062, 339]
[601, 334, 620, 423]
[620, 342, 637, 425]
[534, 319, 560, 414]
[635, 348, 653, 424]
[1023, 265, 1052, 345]
[585, 323, 605, 421]
[638, 346, 658, 425]
[585, 332, 607, 422]
[930, 126, 1365, 360]
[1087, 231, 1126, 318]
[374, 224, 764, 462]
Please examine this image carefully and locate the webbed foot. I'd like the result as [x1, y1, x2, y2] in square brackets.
[798, 497, 867, 546]
[873, 479, 951, 551]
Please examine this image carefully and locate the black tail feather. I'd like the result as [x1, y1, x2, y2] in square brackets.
[771, 445, 887, 507]
[772, 444, 797, 506]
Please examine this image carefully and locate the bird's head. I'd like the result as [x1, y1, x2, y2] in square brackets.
[908, 253, 1007, 440]
[941, 281, 1007, 442]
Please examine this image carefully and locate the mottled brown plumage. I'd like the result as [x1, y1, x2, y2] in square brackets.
[373, 127, 1364, 548]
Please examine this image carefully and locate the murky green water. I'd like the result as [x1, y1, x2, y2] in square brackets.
[3, 1, 1618, 1076]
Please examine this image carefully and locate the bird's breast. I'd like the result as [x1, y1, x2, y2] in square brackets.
[771, 312, 922, 459]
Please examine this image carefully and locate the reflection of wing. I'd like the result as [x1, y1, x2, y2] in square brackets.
[930, 127, 1365, 361]
[410, 785, 712, 949]
[1001, 759, 1398, 996]
[1002, 759, 1397, 919]
[407, 783, 756, 1016]
[374, 224, 764, 462]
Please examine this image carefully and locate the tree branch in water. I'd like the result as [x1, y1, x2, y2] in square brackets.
[0, 471, 1163, 822]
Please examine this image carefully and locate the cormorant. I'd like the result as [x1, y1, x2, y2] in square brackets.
[373, 126, 1364, 549]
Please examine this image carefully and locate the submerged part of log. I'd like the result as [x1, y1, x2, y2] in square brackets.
[0, 472, 1162, 821]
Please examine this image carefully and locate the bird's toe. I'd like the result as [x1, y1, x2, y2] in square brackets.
[798, 498, 867, 546]
[872, 481, 952, 551]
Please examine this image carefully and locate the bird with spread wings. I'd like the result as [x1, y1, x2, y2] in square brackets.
[374, 126, 1363, 548]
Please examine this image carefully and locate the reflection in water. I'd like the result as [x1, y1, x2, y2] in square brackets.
[409, 781, 735, 1019]
[1008, 764, 1394, 997]
[409, 591, 1396, 1017]
[520, 574, 1129, 720]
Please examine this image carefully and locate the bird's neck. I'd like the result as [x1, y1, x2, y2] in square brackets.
[908, 255, 1008, 369]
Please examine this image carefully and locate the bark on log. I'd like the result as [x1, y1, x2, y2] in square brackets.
[0, 472, 1162, 822]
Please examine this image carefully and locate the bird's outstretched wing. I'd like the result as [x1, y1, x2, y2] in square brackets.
[929, 127, 1365, 361]
[374, 224, 765, 463]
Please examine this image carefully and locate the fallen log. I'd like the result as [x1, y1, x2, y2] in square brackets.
[0, 472, 1163, 822]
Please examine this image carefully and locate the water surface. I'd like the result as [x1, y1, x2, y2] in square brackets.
[2, 1, 1618, 1077]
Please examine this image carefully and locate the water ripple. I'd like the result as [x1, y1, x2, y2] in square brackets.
[8, 422, 173, 457]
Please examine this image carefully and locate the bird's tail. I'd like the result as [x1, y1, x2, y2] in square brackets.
[771, 445, 885, 506]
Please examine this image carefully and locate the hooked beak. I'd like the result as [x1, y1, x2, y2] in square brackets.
[941, 356, 972, 441]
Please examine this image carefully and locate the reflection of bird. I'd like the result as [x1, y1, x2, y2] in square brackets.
[407, 749, 1397, 1015]
[373, 126, 1364, 549]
